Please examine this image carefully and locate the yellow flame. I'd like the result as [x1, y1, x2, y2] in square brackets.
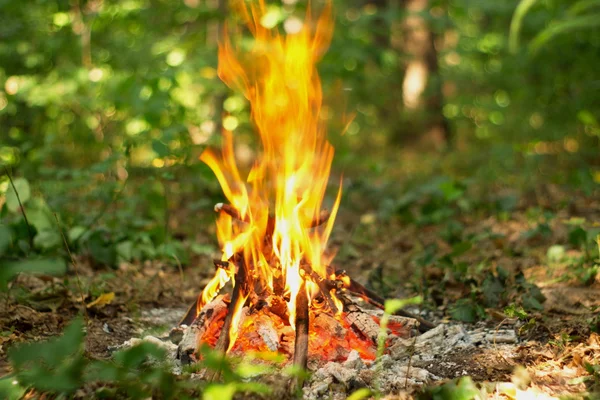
[199, 0, 340, 348]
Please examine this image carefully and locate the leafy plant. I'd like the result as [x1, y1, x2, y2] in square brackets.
[5, 315, 277, 399]
[0, 258, 67, 292]
[510, 0, 600, 53]
[417, 376, 482, 400]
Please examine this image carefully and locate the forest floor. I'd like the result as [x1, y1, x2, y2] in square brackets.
[1, 171, 600, 399]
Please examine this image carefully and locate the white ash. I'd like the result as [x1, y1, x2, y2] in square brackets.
[117, 335, 182, 375]
[304, 323, 518, 400]
[119, 308, 520, 399]
[139, 307, 187, 330]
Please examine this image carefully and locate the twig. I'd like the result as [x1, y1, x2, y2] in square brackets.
[54, 213, 88, 323]
[215, 203, 247, 222]
[290, 281, 309, 393]
[206, 256, 248, 381]
[335, 271, 436, 332]
[4, 167, 34, 248]
[215, 203, 331, 229]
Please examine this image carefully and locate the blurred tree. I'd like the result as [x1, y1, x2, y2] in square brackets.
[400, 0, 450, 149]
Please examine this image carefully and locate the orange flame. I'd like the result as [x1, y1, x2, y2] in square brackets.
[198, 0, 341, 351]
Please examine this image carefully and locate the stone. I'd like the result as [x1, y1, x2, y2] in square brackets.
[342, 350, 364, 370]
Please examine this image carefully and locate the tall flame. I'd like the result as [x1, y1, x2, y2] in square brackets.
[198, 0, 341, 349]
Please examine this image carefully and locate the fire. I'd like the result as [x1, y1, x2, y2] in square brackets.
[197, 0, 342, 351]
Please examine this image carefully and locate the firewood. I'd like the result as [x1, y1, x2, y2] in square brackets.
[177, 295, 228, 364]
[290, 283, 310, 392]
[215, 202, 331, 230]
[205, 257, 250, 381]
[313, 312, 346, 338]
[256, 313, 280, 351]
[335, 270, 436, 333]
[344, 310, 381, 344]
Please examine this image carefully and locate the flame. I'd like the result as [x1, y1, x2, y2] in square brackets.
[198, 0, 341, 351]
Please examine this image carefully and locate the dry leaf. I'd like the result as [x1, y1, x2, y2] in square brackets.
[87, 292, 115, 309]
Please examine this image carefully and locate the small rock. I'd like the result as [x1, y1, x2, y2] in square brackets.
[141, 336, 179, 360]
[312, 377, 333, 395]
[321, 362, 355, 386]
[342, 350, 364, 370]
[378, 355, 394, 369]
[168, 327, 185, 345]
[486, 331, 517, 344]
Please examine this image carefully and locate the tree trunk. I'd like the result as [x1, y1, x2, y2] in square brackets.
[401, 0, 451, 149]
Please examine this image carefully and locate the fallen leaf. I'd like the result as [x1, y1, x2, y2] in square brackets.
[87, 292, 115, 309]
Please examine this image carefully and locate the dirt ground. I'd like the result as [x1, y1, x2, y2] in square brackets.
[1, 184, 599, 398]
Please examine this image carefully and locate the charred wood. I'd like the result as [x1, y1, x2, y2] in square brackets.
[336, 270, 435, 333]
[290, 282, 310, 392]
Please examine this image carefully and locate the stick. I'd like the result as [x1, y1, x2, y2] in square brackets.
[205, 257, 248, 381]
[4, 168, 34, 248]
[307, 209, 331, 228]
[215, 203, 330, 229]
[300, 263, 338, 313]
[214, 203, 248, 223]
[53, 213, 88, 323]
[290, 282, 309, 393]
[336, 271, 436, 333]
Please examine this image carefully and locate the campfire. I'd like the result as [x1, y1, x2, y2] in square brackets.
[176, 0, 430, 387]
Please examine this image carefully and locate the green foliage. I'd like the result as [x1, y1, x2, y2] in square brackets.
[0, 377, 26, 400]
[0, 258, 67, 291]
[417, 376, 482, 400]
[511, 0, 600, 54]
[509, 0, 539, 53]
[8, 317, 86, 393]
[5, 317, 272, 399]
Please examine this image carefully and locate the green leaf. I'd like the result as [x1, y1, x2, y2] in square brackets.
[546, 245, 565, 263]
[440, 181, 464, 202]
[0, 259, 67, 291]
[26, 198, 54, 232]
[8, 317, 85, 393]
[384, 296, 422, 315]
[152, 139, 170, 158]
[451, 241, 472, 258]
[34, 230, 62, 251]
[482, 277, 505, 307]
[530, 14, 600, 54]
[0, 225, 12, 256]
[568, 227, 588, 248]
[347, 388, 372, 400]
[568, 0, 600, 15]
[0, 377, 26, 400]
[522, 295, 544, 311]
[190, 243, 215, 256]
[203, 383, 237, 400]
[509, 0, 539, 53]
[68, 226, 86, 243]
[6, 178, 31, 213]
[116, 240, 134, 262]
[450, 300, 481, 323]
[504, 304, 528, 320]
[439, 376, 480, 400]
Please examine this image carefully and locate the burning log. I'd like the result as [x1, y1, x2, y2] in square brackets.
[290, 282, 310, 391]
[256, 313, 280, 351]
[335, 270, 436, 333]
[215, 203, 331, 230]
[178, 295, 228, 364]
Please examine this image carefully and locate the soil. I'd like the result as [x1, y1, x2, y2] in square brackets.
[1, 184, 600, 398]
